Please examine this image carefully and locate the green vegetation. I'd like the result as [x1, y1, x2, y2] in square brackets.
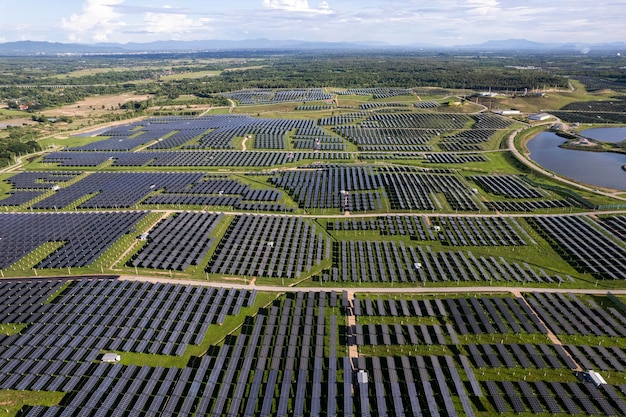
[0, 135, 41, 168]
[115, 291, 278, 368]
[0, 391, 64, 416]
[0, 323, 28, 335]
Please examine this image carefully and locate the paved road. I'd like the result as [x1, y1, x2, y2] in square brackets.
[116, 274, 626, 295]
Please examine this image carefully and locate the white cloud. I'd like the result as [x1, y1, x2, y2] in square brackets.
[465, 0, 500, 17]
[143, 12, 203, 36]
[263, 0, 332, 14]
[61, 0, 126, 42]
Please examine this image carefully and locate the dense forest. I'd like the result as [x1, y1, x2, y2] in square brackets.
[0, 128, 41, 167]
[3, 52, 625, 113]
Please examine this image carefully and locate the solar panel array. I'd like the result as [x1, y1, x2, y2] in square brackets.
[3, 280, 626, 416]
[466, 343, 572, 369]
[69, 132, 162, 151]
[424, 153, 488, 164]
[528, 215, 626, 279]
[431, 216, 530, 246]
[318, 111, 368, 126]
[206, 214, 326, 278]
[324, 242, 564, 284]
[3, 171, 81, 189]
[128, 212, 223, 271]
[486, 199, 576, 212]
[0, 212, 147, 270]
[0, 279, 66, 323]
[334, 125, 436, 151]
[599, 214, 626, 241]
[0, 281, 252, 385]
[525, 292, 626, 337]
[269, 165, 382, 211]
[356, 354, 477, 417]
[482, 378, 626, 415]
[1, 279, 258, 417]
[340, 87, 414, 98]
[31, 172, 204, 210]
[222, 88, 332, 105]
[471, 174, 543, 199]
[380, 170, 479, 211]
[0, 191, 45, 207]
[42, 149, 353, 167]
[328, 215, 436, 239]
[14, 172, 285, 211]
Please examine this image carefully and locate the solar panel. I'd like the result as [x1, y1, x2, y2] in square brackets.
[431, 356, 457, 417]
[400, 356, 423, 417]
[485, 381, 509, 413]
[459, 355, 482, 397]
[539, 395, 563, 413]
[414, 362, 439, 417]
[500, 380, 527, 413]
[482, 344, 501, 367]
[467, 344, 486, 368]
[550, 382, 582, 414]
[537, 343, 563, 368]
[509, 343, 531, 368]
[566, 345, 595, 370]
[600, 384, 626, 415]
[358, 368, 371, 417]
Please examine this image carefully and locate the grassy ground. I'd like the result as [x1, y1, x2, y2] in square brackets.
[0, 323, 28, 335]
[39, 136, 109, 149]
[159, 70, 221, 80]
[476, 82, 606, 114]
[0, 391, 65, 417]
[0, 109, 26, 121]
[114, 291, 279, 368]
[0, 175, 13, 195]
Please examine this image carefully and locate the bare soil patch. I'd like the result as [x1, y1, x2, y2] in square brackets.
[46, 93, 155, 118]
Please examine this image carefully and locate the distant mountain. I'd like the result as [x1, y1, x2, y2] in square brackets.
[454, 38, 626, 53]
[96, 38, 385, 52]
[0, 39, 386, 55]
[466, 39, 554, 50]
[0, 38, 624, 55]
[0, 40, 125, 55]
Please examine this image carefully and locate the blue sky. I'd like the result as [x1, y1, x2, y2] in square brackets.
[0, 0, 624, 46]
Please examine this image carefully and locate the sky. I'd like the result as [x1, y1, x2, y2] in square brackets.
[0, 0, 624, 46]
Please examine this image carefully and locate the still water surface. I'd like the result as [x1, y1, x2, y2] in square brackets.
[527, 131, 626, 191]
[580, 127, 626, 143]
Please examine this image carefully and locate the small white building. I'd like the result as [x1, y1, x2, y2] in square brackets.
[586, 370, 607, 387]
[495, 110, 521, 115]
[102, 353, 121, 363]
[357, 370, 369, 384]
[529, 113, 551, 121]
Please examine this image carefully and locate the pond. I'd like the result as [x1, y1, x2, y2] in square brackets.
[527, 131, 626, 191]
[580, 127, 626, 143]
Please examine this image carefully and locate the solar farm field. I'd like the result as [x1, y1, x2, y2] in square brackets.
[1, 87, 626, 416]
[1, 280, 626, 416]
[2, 100, 623, 284]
